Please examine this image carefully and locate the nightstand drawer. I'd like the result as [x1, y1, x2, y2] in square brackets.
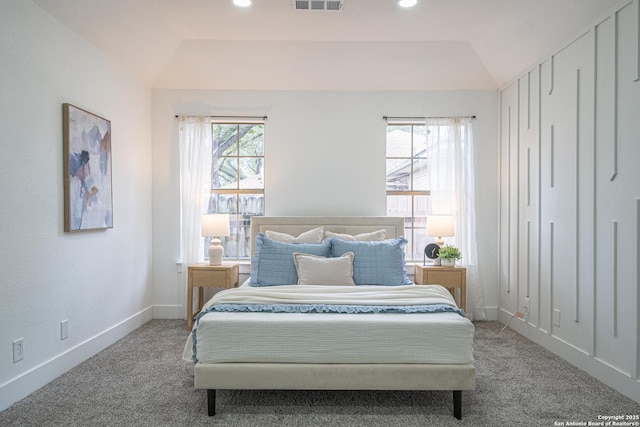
[191, 269, 234, 287]
[425, 271, 464, 288]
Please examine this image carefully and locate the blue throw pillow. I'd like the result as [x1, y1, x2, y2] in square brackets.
[250, 234, 331, 286]
[330, 238, 413, 286]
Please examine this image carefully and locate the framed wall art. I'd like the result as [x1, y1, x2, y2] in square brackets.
[63, 103, 113, 232]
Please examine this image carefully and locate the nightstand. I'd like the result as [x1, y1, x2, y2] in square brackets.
[414, 264, 466, 312]
[186, 263, 239, 330]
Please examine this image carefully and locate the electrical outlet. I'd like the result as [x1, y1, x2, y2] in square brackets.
[515, 305, 529, 320]
[61, 320, 69, 340]
[553, 309, 561, 327]
[13, 338, 24, 363]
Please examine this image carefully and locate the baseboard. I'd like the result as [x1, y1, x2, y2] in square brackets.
[0, 307, 153, 412]
[499, 308, 640, 404]
[481, 306, 499, 321]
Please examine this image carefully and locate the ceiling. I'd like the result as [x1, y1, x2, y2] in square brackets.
[32, 0, 625, 90]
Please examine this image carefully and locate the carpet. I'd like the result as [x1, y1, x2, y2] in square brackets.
[1, 320, 638, 426]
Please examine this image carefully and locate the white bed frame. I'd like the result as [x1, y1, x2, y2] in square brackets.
[194, 216, 475, 419]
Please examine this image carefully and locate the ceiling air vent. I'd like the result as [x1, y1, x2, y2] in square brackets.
[293, 1, 344, 11]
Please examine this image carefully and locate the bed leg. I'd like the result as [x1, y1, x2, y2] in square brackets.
[453, 390, 462, 419]
[207, 389, 216, 416]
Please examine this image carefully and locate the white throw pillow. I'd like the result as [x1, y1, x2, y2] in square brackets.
[324, 229, 386, 241]
[266, 227, 324, 244]
[292, 252, 355, 286]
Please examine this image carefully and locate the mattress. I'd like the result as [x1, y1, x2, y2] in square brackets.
[193, 309, 474, 364]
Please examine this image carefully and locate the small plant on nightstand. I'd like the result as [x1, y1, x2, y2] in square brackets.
[438, 245, 462, 267]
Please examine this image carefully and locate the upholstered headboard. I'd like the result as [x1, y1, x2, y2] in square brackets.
[249, 216, 405, 256]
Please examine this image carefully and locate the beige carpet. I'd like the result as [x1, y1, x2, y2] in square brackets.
[0, 320, 638, 426]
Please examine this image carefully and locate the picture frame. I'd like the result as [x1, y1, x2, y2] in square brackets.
[63, 103, 113, 232]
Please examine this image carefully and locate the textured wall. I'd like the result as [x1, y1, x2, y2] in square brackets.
[499, 0, 640, 403]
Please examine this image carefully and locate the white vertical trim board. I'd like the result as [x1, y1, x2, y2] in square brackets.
[549, 221, 555, 334]
[537, 63, 544, 329]
[549, 55, 555, 95]
[527, 148, 531, 206]
[633, 199, 640, 380]
[636, 199, 640, 379]
[526, 220, 531, 298]
[612, 220, 618, 337]
[635, 0, 640, 81]
[591, 23, 599, 359]
[575, 68, 581, 324]
[527, 71, 532, 130]
[550, 124, 555, 188]
[611, 11, 619, 182]
[507, 105, 512, 294]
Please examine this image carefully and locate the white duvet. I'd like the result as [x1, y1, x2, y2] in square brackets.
[183, 284, 474, 365]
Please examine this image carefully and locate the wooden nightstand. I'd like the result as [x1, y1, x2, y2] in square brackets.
[186, 263, 239, 330]
[414, 264, 466, 312]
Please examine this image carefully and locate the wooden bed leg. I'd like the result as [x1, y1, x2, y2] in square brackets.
[453, 390, 462, 419]
[207, 389, 216, 416]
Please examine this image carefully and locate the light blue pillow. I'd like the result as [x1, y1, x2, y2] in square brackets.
[330, 238, 413, 286]
[250, 234, 331, 286]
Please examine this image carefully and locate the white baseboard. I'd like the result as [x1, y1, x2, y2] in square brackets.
[0, 307, 153, 412]
[481, 306, 499, 321]
[498, 308, 640, 404]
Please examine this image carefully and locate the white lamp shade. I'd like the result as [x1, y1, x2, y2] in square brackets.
[426, 215, 454, 239]
[202, 214, 230, 237]
[202, 214, 230, 266]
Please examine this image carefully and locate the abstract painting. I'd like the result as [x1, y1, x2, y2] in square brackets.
[63, 103, 113, 232]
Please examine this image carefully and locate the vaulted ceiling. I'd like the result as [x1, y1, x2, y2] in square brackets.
[32, 0, 626, 90]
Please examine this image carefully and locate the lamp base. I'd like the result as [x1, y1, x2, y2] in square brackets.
[208, 239, 224, 266]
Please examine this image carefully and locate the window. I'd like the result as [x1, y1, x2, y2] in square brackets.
[386, 121, 429, 262]
[207, 121, 265, 260]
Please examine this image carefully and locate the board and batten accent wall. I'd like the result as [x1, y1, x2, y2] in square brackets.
[499, 0, 640, 403]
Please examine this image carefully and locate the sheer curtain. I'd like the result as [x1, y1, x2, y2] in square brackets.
[426, 117, 486, 320]
[178, 116, 212, 315]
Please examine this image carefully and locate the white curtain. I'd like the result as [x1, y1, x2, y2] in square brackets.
[178, 116, 212, 315]
[426, 117, 486, 320]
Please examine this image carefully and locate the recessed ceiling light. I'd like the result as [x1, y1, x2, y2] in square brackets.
[398, 0, 417, 7]
[233, 0, 252, 7]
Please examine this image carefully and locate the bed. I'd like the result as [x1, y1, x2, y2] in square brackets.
[183, 216, 475, 419]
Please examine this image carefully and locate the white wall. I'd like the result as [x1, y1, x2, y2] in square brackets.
[499, 1, 640, 403]
[0, 1, 153, 410]
[151, 89, 500, 319]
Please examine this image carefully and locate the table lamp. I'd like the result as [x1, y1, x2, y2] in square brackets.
[202, 214, 230, 265]
[425, 215, 454, 266]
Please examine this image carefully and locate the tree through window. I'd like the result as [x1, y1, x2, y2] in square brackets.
[207, 121, 265, 260]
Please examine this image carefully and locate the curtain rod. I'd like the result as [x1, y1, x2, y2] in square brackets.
[175, 115, 267, 120]
[383, 115, 476, 121]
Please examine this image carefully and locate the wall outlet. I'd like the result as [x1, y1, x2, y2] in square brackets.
[553, 309, 561, 327]
[13, 338, 24, 363]
[61, 320, 69, 340]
